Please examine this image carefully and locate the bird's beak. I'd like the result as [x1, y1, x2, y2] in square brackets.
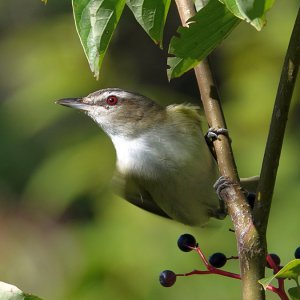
[55, 98, 91, 111]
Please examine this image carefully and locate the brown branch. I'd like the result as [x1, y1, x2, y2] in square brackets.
[254, 8, 300, 233]
[174, 0, 266, 299]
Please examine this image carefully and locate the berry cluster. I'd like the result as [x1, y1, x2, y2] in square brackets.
[160, 233, 240, 288]
[159, 234, 300, 300]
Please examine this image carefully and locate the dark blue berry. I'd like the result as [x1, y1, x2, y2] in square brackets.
[294, 247, 300, 259]
[159, 270, 176, 287]
[266, 253, 281, 268]
[177, 234, 197, 252]
[246, 192, 256, 209]
[209, 252, 227, 268]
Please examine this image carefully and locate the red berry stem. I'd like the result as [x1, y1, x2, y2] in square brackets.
[278, 279, 285, 293]
[194, 246, 241, 279]
[191, 246, 288, 299]
[266, 285, 289, 300]
[266, 254, 280, 273]
[209, 267, 241, 280]
[176, 270, 213, 276]
[173, 238, 289, 299]
[194, 245, 210, 266]
[177, 268, 241, 280]
[266, 254, 286, 293]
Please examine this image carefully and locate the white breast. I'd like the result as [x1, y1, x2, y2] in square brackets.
[110, 127, 220, 226]
[110, 127, 195, 179]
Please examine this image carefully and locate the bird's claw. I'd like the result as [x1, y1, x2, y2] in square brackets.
[206, 127, 229, 141]
[213, 176, 233, 198]
[211, 176, 236, 219]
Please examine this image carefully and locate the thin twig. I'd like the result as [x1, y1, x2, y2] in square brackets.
[254, 8, 300, 232]
[174, 1, 266, 299]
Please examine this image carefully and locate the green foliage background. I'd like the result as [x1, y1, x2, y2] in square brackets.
[0, 1, 299, 299]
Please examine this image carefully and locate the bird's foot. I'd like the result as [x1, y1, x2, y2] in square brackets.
[213, 176, 234, 198]
[212, 176, 238, 219]
[205, 127, 229, 141]
[214, 176, 256, 211]
[205, 127, 229, 160]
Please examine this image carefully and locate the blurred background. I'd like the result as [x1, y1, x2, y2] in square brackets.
[0, 1, 299, 299]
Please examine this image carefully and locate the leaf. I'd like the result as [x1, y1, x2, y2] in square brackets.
[258, 275, 276, 290]
[0, 282, 43, 300]
[167, 0, 240, 79]
[221, 0, 275, 31]
[288, 287, 300, 300]
[0, 281, 23, 300]
[72, 0, 126, 79]
[259, 259, 300, 290]
[276, 259, 300, 280]
[194, 0, 210, 11]
[126, 0, 171, 47]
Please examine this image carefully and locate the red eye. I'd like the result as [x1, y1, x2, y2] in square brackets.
[106, 95, 118, 106]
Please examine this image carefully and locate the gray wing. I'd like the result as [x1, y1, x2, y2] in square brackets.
[112, 172, 171, 219]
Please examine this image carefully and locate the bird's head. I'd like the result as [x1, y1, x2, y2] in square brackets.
[56, 88, 164, 138]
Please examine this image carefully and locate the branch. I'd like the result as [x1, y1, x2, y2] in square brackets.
[174, 1, 266, 299]
[254, 8, 300, 232]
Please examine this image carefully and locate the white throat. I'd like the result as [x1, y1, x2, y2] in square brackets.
[110, 132, 160, 178]
[109, 125, 200, 180]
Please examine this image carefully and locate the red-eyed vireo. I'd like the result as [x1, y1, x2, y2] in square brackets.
[57, 88, 256, 226]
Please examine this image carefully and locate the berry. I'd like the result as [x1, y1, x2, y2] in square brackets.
[246, 192, 256, 209]
[159, 270, 176, 287]
[266, 253, 281, 268]
[209, 252, 227, 268]
[177, 234, 197, 252]
[294, 247, 300, 259]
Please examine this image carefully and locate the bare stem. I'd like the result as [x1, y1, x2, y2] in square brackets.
[254, 7, 300, 234]
[174, 0, 266, 299]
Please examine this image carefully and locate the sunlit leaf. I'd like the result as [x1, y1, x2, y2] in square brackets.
[0, 282, 43, 300]
[194, 0, 209, 11]
[222, 0, 275, 30]
[259, 260, 300, 290]
[0, 281, 23, 300]
[72, 0, 126, 79]
[167, 0, 240, 79]
[276, 259, 300, 280]
[126, 0, 171, 47]
[258, 275, 275, 290]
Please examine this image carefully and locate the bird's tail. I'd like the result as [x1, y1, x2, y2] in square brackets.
[240, 176, 260, 193]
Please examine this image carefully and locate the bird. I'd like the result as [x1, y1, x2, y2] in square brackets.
[56, 88, 255, 226]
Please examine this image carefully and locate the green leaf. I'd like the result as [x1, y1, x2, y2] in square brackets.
[72, 0, 126, 79]
[222, 0, 275, 30]
[276, 259, 300, 280]
[167, 0, 240, 79]
[259, 259, 300, 290]
[126, 0, 171, 47]
[288, 287, 300, 300]
[0, 282, 43, 300]
[194, 0, 210, 11]
[258, 275, 276, 290]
